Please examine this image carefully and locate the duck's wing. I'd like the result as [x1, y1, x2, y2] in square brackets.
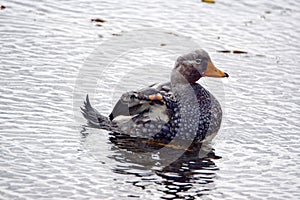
[109, 82, 172, 121]
[151, 82, 173, 97]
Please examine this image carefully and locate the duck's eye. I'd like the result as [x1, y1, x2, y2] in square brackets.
[195, 59, 202, 64]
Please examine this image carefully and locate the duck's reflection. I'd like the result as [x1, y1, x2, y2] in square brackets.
[106, 133, 220, 199]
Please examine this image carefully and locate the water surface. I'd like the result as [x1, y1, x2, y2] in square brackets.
[0, 0, 299, 199]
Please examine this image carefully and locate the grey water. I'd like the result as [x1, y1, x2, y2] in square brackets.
[0, 0, 300, 199]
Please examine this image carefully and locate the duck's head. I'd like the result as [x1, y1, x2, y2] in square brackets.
[173, 49, 229, 83]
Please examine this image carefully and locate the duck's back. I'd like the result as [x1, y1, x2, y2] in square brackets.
[109, 83, 175, 139]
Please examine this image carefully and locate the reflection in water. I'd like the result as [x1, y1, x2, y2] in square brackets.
[82, 129, 220, 199]
[157, 158, 217, 199]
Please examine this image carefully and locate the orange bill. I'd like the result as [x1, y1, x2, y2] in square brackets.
[203, 61, 229, 78]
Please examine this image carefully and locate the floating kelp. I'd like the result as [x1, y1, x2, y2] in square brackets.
[233, 50, 247, 54]
[217, 50, 248, 54]
[217, 50, 231, 53]
[202, 0, 215, 4]
[91, 18, 106, 23]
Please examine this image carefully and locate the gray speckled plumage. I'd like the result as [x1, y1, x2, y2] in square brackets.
[82, 49, 227, 144]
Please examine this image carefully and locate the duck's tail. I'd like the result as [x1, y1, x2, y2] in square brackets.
[81, 95, 112, 131]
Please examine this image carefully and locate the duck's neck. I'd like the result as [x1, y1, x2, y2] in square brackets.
[172, 63, 201, 84]
[170, 68, 200, 97]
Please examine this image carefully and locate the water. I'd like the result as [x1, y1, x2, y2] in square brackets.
[0, 0, 300, 199]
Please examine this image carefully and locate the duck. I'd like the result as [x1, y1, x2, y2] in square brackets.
[82, 49, 228, 145]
